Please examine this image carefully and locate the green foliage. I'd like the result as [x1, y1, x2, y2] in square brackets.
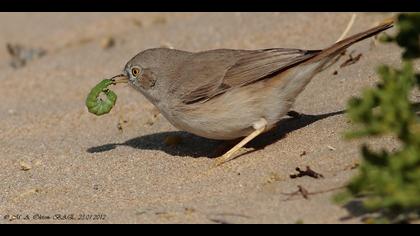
[336, 13, 420, 223]
[380, 13, 420, 59]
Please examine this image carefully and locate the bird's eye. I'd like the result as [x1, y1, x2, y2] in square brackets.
[131, 67, 141, 77]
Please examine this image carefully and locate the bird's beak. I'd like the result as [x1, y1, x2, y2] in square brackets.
[109, 74, 129, 84]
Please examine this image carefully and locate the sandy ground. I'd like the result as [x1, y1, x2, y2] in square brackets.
[0, 13, 413, 224]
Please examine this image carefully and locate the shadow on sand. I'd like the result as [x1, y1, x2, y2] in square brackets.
[87, 110, 345, 159]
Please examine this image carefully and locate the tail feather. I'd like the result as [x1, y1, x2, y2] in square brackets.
[307, 21, 394, 63]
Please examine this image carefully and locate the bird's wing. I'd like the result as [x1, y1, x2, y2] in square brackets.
[176, 48, 320, 105]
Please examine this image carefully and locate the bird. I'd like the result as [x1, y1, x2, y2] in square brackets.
[110, 20, 393, 166]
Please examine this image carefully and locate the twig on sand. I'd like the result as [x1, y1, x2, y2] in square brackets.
[282, 185, 310, 200]
[340, 52, 363, 68]
[335, 13, 357, 43]
[290, 166, 324, 179]
[281, 185, 346, 201]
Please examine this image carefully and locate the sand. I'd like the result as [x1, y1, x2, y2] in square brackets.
[0, 13, 413, 224]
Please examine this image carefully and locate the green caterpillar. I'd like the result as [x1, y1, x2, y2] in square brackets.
[86, 79, 117, 116]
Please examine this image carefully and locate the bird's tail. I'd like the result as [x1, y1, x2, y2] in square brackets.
[307, 19, 394, 63]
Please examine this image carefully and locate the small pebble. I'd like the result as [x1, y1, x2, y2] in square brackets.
[161, 42, 174, 49]
[145, 120, 155, 126]
[266, 172, 282, 184]
[117, 119, 128, 131]
[327, 145, 336, 151]
[184, 208, 196, 214]
[19, 161, 32, 171]
[101, 37, 115, 49]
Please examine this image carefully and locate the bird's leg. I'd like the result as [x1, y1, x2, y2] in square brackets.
[212, 139, 241, 157]
[213, 118, 267, 167]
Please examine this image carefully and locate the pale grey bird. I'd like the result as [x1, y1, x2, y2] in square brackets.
[111, 21, 393, 166]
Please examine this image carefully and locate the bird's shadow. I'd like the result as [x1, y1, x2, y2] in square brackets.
[87, 110, 345, 159]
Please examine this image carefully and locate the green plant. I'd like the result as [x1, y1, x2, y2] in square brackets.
[335, 13, 420, 223]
